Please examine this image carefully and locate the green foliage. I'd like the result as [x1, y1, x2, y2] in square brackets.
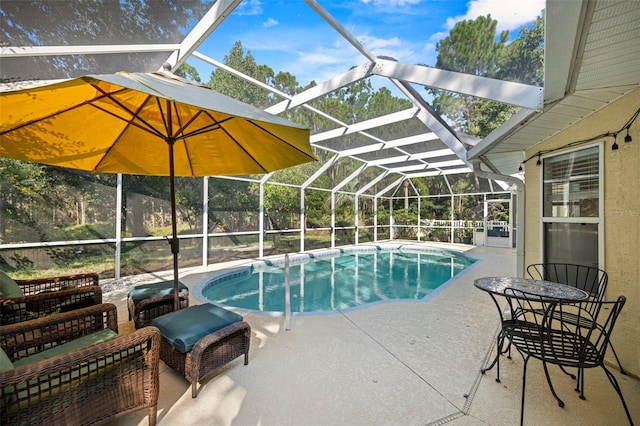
[209, 178, 259, 232]
[305, 189, 331, 228]
[59, 223, 114, 240]
[376, 204, 390, 225]
[174, 177, 203, 232]
[498, 14, 544, 86]
[264, 183, 299, 230]
[335, 194, 355, 227]
[175, 62, 202, 83]
[207, 41, 274, 108]
[435, 15, 508, 77]
[391, 207, 420, 240]
[429, 12, 545, 137]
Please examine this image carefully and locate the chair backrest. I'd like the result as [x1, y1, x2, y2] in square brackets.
[584, 296, 626, 364]
[526, 263, 607, 314]
[503, 288, 626, 367]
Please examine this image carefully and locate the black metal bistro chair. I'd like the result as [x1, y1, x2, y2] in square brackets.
[501, 288, 633, 426]
[527, 264, 625, 378]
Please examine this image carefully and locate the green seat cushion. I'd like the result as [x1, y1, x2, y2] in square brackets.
[0, 347, 14, 372]
[13, 329, 118, 368]
[0, 270, 23, 298]
[5, 342, 145, 418]
[151, 304, 243, 353]
[128, 280, 189, 306]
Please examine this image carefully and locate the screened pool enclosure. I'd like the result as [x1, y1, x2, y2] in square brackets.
[0, 0, 531, 278]
[0, 168, 514, 279]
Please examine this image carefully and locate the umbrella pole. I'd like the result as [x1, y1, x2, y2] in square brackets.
[168, 140, 181, 311]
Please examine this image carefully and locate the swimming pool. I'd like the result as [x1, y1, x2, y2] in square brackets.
[196, 244, 476, 314]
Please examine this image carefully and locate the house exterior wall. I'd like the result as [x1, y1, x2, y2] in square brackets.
[523, 88, 640, 377]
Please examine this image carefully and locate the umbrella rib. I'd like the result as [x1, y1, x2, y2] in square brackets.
[89, 101, 167, 140]
[179, 110, 271, 173]
[0, 88, 130, 136]
[190, 110, 311, 162]
[156, 97, 173, 140]
[91, 84, 168, 140]
[214, 118, 276, 173]
[168, 100, 196, 177]
[177, 117, 231, 139]
[172, 110, 219, 139]
[246, 119, 317, 161]
[91, 91, 171, 171]
[164, 99, 209, 141]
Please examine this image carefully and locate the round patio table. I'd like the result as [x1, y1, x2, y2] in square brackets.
[474, 276, 589, 302]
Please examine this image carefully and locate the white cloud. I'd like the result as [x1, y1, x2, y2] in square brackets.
[236, 0, 263, 16]
[446, 0, 545, 32]
[241, 28, 362, 85]
[263, 18, 278, 28]
[355, 33, 413, 60]
[358, 34, 402, 50]
[292, 42, 363, 83]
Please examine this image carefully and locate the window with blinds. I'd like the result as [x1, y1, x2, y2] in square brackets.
[543, 146, 599, 218]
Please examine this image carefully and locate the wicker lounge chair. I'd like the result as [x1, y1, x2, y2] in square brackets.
[0, 303, 160, 425]
[0, 270, 102, 325]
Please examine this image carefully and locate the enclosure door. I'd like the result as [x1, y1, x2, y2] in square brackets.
[485, 199, 512, 248]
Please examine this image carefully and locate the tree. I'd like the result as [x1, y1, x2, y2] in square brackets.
[206, 41, 273, 108]
[498, 14, 544, 86]
[435, 15, 507, 77]
[429, 15, 509, 136]
[175, 62, 202, 83]
[429, 12, 545, 138]
[0, 159, 49, 242]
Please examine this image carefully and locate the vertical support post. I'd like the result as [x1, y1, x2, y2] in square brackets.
[509, 196, 514, 249]
[484, 195, 489, 246]
[389, 198, 394, 240]
[450, 195, 455, 243]
[259, 180, 265, 258]
[202, 176, 209, 267]
[284, 253, 292, 330]
[354, 194, 359, 245]
[300, 187, 305, 252]
[404, 179, 409, 210]
[331, 192, 336, 248]
[374, 196, 378, 242]
[259, 173, 273, 259]
[417, 195, 421, 242]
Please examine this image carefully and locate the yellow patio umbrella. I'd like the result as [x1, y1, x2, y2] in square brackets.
[0, 70, 316, 310]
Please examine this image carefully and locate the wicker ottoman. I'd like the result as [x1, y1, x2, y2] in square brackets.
[127, 280, 189, 329]
[151, 303, 251, 398]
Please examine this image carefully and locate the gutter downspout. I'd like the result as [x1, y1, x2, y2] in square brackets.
[471, 159, 525, 277]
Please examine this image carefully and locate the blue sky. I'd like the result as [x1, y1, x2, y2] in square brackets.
[191, 0, 545, 86]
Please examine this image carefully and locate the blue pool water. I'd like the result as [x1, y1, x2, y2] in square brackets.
[198, 246, 476, 314]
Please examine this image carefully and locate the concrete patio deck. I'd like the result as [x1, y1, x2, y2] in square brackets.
[103, 243, 639, 426]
